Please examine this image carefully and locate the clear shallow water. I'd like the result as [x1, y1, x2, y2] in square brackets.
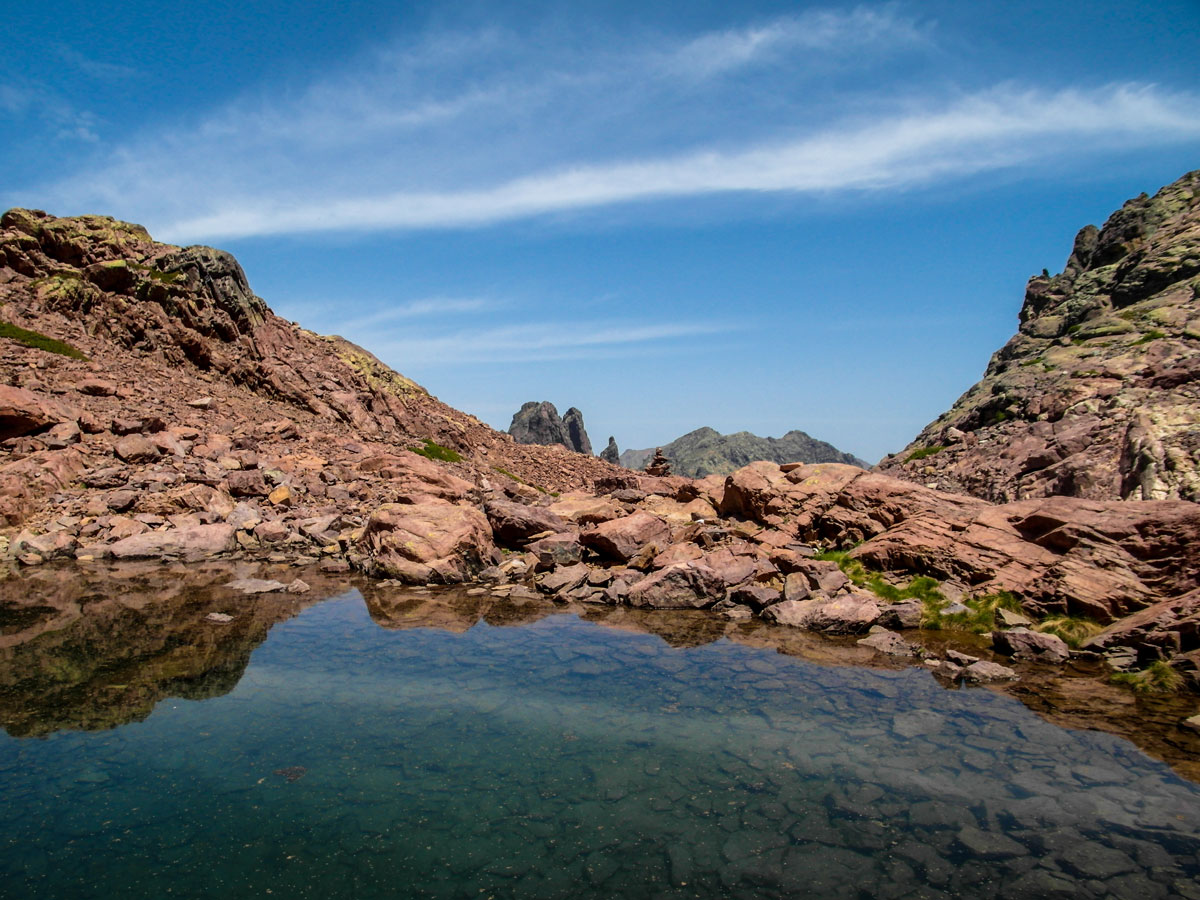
[1, 589, 1198, 900]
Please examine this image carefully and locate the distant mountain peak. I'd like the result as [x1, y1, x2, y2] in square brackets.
[620, 426, 864, 477]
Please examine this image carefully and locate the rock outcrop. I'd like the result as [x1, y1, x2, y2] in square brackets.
[562, 407, 592, 456]
[507, 401, 593, 454]
[0, 208, 622, 553]
[599, 436, 620, 464]
[879, 171, 1200, 502]
[621, 426, 866, 476]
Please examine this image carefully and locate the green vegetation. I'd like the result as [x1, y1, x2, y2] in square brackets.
[0, 320, 88, 360]
[817, 551, 1083, 637]
[816, 550, 945, 613]
[924, 591, 1024, 633]
[1132, 329, 1167, 346]
[410, 439, 462, 463]
[129, 262, 182, 283]
[1034, 615, 1103, 648]
[904, 445, 945, 463]
[1111, 660, 1183, 694]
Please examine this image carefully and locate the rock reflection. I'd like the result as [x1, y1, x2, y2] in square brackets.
[361, 582, 1200, 783]
[0, 561, 349, 736]
[3, 570, 1198, 782]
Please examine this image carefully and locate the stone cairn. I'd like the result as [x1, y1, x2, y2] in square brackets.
[644, 448, 671, 477]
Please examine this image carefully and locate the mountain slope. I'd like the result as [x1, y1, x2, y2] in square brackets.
[621, 426, 866, 476]
[878, 171, 1200, 502]
[0, 208, 619, 530]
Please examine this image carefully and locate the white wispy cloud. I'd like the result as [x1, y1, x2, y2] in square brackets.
[362, 319, 734, 366]
[665, 4, 929, 78]
[24, 6, 932, 230]
[16, 5, 1200, 243]
[336, 297, 495, 331]
[154, 83, 1200, 241]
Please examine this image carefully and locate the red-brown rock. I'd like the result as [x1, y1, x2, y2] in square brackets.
[485, 498, 568, 546]
[626, 562, 725, 609]
[580, 511, 670, 563]
[106, 523, 236, 561]
[0, 385, 63, 440]
[359, 501, 496, 584]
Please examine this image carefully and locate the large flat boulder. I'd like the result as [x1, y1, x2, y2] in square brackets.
[762, 591, 881, 633]
[580, 511, 670, 562]
[0, 385, 67, 440]
[1083, 588, 1200, 657]
[107, 523, 236, 561]
[485, 498, 568, 546]
[360, 501, 496, 584]
[626, 563, 725, 609]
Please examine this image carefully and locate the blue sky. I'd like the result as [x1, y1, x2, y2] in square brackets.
[3, 1, 1198, 462]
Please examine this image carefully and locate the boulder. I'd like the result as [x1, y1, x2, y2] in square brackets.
[107, 523, 236, 561]
[538, 563, 590, 595]
[580, 511, 670, 562]
[485, 498, 568, 545]
[1082, 588, 1200, 658]
[762, 591, 881, 633]
[526, 532, 584, 570]
[547, 493, 624, 526]
[113, 434, 161, 463]
[0, 386, 63, 441]
[360, 501, 496, 584]
[991, 627, 1070, 663]
[626, 563, 725, 609]
[227, 469, 268, 497]
[75, 378, 117, 397]
[225, 578, 288, 594]
[876, 599, 925, 630]
[858, 628, 920, 656]
[962, 660, 1018, 683]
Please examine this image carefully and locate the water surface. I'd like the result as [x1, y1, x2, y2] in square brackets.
[1, 580, 1198, 899]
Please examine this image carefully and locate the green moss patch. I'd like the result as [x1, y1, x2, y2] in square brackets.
[1132, 329, 1167, 346]
[0, 320, 87, 360]
[904, 445, 945, 463]
[410, 439, 462, 463]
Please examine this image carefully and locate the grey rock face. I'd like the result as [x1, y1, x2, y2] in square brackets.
[599, 436, 620, 464]
[508, 401, 593, 454]
[562, 407, 593, 456]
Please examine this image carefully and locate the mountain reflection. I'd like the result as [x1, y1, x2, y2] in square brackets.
[0, 567, 1196, 781]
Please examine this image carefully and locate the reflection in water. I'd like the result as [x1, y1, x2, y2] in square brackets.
[1, 571, 1198, 779]
[0, 573, 1197, 899]
[0, 561, 347, 736]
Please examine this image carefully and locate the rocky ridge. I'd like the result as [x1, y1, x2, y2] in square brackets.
[879, 170, 1200, 502]
[2, 205, 1200, 697]
[508, 401, 593, 455]
[621, 426, 867, 477]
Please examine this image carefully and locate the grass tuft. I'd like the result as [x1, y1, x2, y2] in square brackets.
[0, 320, 88, 360]
[1110, 660, 1182, 694]
[1132, 329, 1167, 346]
[905, 445, 945, 463]
[1035, 615, 1103, 648]
[410, 439, 462, 463]
[922, 591, 1024, 633]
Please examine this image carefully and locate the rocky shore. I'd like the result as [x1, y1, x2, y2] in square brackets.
[2, 185, 1199, 709]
